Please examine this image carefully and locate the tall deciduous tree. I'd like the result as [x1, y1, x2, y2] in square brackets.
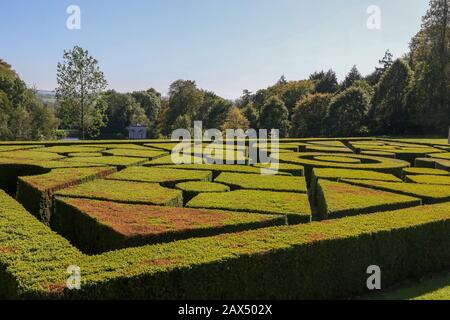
[309, 70, 339, 93]
[56, 46, 108, 139]
[341, 65, 363, 91]
[259, 96, 289, 137]
[324, 87, 370, 137]
[369, 59, 414, 134]
[408, 0, 450, 133]
[221, 107, 250, 131]
[291, 93, 332, 137]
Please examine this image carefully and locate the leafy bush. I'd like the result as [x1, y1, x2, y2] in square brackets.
[102, 148, 167, 159]
[62, 156, 147, 169]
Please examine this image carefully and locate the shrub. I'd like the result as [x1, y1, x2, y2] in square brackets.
[107, 166, 212, 186]
[313, 156, 362, 164]
[55, 179, 183, 207]
[341, 179, 450, 204]
[16, 166, 116, 224]
[156, 164, 290, 177]
[253, 163, 304, 176]
[316, 179, 421, 220]
[0, 145, 43, 152]
[53, 197, 285, 253]
[187, 190, 311, 224]
[215, 172, 307, 193]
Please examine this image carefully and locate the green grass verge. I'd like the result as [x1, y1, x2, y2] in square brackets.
[55, 179, 183, 207]
[53, 197, 286, 253]
[215, 172, 307, 193]
[187, 190, 311, 224]
[316, 179, 422, 220]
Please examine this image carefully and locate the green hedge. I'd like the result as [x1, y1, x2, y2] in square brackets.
[316, 179, 421, 220]
[0, 145, 43, 152]
[107, 166, 212, 187]
[62, 156, 147, 169]
[0, 150, 65, 161]
[53, 197, 286, 254]
[2, 190, 450, 299]
[405, 174, 450, 185]
[415, 157, 440, 168]
[313, 156, 362, 164]
[253, 163, 304, 176]
[16, 167, 116, 224]
[310, 168, 401, 203]
[187, 190, 311, 224]
[101, 148, 168, 159]
[175, 181, 230, 204]
[55, 179, 183, 207]
[68, 152, 103, 157]
[341, 179, 450, 204]
[280, 152, 410, 183]
[215, 172, 307, 193]
[34, 146, 107, 154]
[402, 167, 449, 179]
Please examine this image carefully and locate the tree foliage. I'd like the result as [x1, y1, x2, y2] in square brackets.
[291, 93, 332, 137]
[56, 46, 108, 139]
[259, 96, 290, 137]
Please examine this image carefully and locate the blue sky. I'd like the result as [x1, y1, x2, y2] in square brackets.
[1, 0, 428, 99]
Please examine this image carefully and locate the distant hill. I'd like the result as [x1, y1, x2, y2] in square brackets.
[37, 90, 56, 104]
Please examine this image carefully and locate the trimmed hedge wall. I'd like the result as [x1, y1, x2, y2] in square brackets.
[106, 166, 212, 187]
[187, 190, 311, 224]
[175, 181, 230, 204]
[101, 148, 168, 159]
[316, 179, 422, 220]
[215, 172, 307, 193]
[341, 179, 450, 204]
[16, 167, 117, 224]
[53, 197, 286, 254]
[54, 179, 183, 207]
[1, 190, 450, 299]
[405, 174, 450, 185]
[62, 156, 148, 169]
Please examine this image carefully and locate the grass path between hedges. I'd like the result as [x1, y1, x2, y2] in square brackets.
[362, 270, 450, 300]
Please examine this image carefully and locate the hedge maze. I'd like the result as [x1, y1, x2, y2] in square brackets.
[0, 138, 450, 300]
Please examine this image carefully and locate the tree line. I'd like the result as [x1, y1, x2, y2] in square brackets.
[0, 0, 448, 140]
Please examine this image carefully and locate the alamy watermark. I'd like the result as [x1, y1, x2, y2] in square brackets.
[66, 5, 81, 30]
[171, 122, 279, 175]
[367, 5, 381, 30]
[366, 265, 381, 290]
[66, 265, 81, 290]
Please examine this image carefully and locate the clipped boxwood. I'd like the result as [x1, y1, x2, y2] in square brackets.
[0, 150, 65, 161]
[107, 166, 212, 187]
[68, 152, 103, 157]
[0, 145, 44, 152]
[316, 179, 421, 220]
[187, 190, 311, 224]
[341, 178, 450, 204]
[313, 156, 362, 164]
[310, 168, 401, 203]
[102, 148, 168, 159]
[54, 179, 183, 207]
[16, 166, 116, 224]
[215, 172, 307, 193]
[1, 190, 450, 299]
[402, 167, 449, 179]
[175, 181, 230, 203]
[34, 146, 107, 154]
[405, 174, 450, 185]
[53, 197, 285, 253]
[62, 156, 147, 169]
[253, 162, 304, 176]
